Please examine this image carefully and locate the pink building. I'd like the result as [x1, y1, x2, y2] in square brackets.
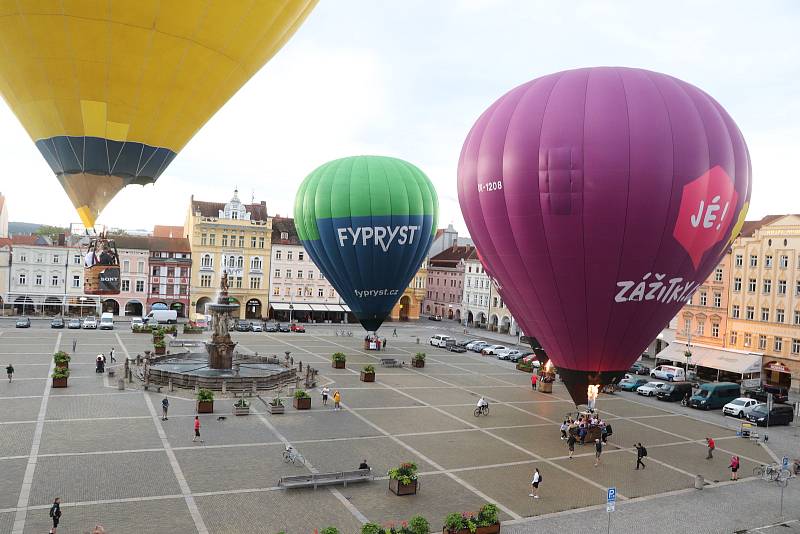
[423, 245, 473, 322]
[104, 236, 150, 317]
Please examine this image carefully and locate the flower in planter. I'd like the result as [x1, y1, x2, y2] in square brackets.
[477, 503, 499, 527]
[293, 389, 311, 400]
[53, 351, 71, 364]
[388, 461, 418, 485]
[360, 524, 382, 534]
[362, 364, 375, 374]
[197, 388, 214, 402]
[413, 352, 426, 362]
[51, 367, 70, 379]
[153, 340, 166, 349]
[270, 396, 284, 406]
[233, 398, 250, 408]
[331, 352, 347, 363]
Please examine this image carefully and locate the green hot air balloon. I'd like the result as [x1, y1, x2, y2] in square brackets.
[294, 156, 438, 332]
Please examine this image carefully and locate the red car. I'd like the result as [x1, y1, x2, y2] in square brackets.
[290, 324, 306, 333]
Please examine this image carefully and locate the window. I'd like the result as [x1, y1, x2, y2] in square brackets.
[249, 277, 261, 289]
[19, 254, 26, 262]
[329, 289, 335, 297]
[235, 277, 242, 289]
[258, 237, 264, 248]
[201, 233, 207, 245]
[319, 272, 324, 280]
[221, 234, 228, 247]
[774, 337, 783, 352]
[714, 267, 723, 282]
[297, 270, 303, 279]
[796, 281, 800, 295]
[761, 307, 769, 322]
[746, 306, 754, 320]
[299, 251, 304, 261]
[792, 339, 800, 355]
[795, 311, 800, 326]
[136, 280, 144, 292]
[200, 274, 212, 288]
[231, 211, 238, 220]
[286, 270, 292, 279]
[758, 335, 767, 350]
[731, 305, 740, 319]
[73, 254, 81, 264]
[748, 279, 756, 292]
[318, 288, 324, 297]
[275, 250, 282, 260]
[730, 331, 738, 345]
[35, 274, 42, 286]
[713, 293, 721, 308]
[699, 291, 707, 306]
[696, 322, 705, 335]
[51, 274, 58, 286]
[307, 271, 313, 279]
[744, 332, 751, 347]
[765, 255, 773, 268]
[274, 269, 281, 278]
[137, 261, 144, 273]
[711, 323, 719, 338]
[778, 280, 787, 295]
[121, 280, 130, 292]
[72, 275, 80, 288]
[284, 287, 291, 296]
[296, 287, 302, 296]
[238, 235, 244, 248]
[251, 236, 257, 248]
[209, 233, 216, 246]
[36, 254, 42, 263]
[201, 254, 212, 268]
[749, 255, 757, 267]
[281, 232, 288, 240]
[152, 266, 159, 276]
[236, 256, 243, 269]
[305, 287, 312, 297]
[251, 255, 263, 269]
[780, 255, 789, 268]
[287, 251, 293, 261]
[735, 254, 743, 267]
[776, 309, 785, 323]
[123, 260, 130, 272]
[272, 287, 280, 296]
[52, 255, 59, 264]
[763, 279, 771, 294]
[733, 277, 742, 291]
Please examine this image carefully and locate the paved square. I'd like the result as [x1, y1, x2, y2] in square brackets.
[0, 327, 785, 533]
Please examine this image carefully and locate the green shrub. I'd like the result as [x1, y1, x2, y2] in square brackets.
[408, 515, 431, 534]
[331, 352, 347, 363]
[362, 364, 375, 373]
[233, 398, 249, 408]
[360, 523, 382, 534]
[413, 352, 425, 362]
[388, 462, 418, 485]
[51, 368, 70, 379]
[320, 528, 339, 534]
[270, 396, 284, 406]
[477, 503, 499, 526]
[153, 340, 166, 349]
[293, 389, 310, 400]
[443, 513, 466, 532]
[197, 389, 214, 402]
[53, 351, 70, 364]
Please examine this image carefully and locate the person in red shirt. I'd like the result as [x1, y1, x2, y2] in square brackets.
[729, 455, 740, 480]
[193, 416, 203, 443]
[705, 437, 714, 459]
[531, 373, 538, 390]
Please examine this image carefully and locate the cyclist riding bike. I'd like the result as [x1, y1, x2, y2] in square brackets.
[475, 396, 490, 416]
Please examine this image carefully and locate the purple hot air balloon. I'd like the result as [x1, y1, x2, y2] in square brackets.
[458, 67, 751, 406]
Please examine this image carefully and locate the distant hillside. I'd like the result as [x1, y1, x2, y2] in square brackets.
[8, 222, 42, 236]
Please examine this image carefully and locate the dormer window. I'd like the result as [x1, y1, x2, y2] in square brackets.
[281, 232, 288, 240]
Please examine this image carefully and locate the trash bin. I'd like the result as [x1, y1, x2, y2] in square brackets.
[694, 474, 704, 489]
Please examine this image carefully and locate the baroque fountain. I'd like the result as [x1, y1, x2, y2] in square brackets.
[147, 272, 296, 390]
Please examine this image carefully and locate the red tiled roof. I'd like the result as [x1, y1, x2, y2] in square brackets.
[10, 235, 42, 246]
[191, 199, 268, 221]
[113, 235, 191, 253]
[0, 237, 11, 248]
[271, 217, 300, 245]
[430, 245, 476, 266]
[153, 225, 184, 238]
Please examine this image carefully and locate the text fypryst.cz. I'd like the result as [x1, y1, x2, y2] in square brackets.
[353, 288, 400, 298]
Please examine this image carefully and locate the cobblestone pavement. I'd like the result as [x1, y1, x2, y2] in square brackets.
[0, 323, 794, 533]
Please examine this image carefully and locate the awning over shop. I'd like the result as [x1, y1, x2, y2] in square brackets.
[291, 304, 313, 311]
[655, 341, 762, 375]
[341, 304, 351, 312]
[270, 303, 292, 311]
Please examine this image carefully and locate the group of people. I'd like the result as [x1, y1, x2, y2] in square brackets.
[94, 348, 116, 373]
[364, 334, 388, 350]
[321, 386, 342, 409]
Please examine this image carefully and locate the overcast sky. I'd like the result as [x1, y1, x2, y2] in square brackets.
[1, 0, 798, 234]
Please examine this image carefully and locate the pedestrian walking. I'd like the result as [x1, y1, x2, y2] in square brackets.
[531, 374, 538, 390]
[48, 497, 61, 533]
[529, 468, 542, 498]
[6, 363, 13, 382]
[109, 347, 116, 363]
[635, 443, 647, 470]
[705, 437, 714, 459]
[567, 434, 576, 459]
[161, 397, 169, 420]
[193, 416, 203, 442]
[559, 420, 568, 440]
[594, 438, 603, 466]
[383, 338, 388, 350]
[333, 390, 341, 410]
[72, 339, 77, 353]
[729, 455, 740, 480]
[392, 328, 397, 337]
[321, 386, 330, 406]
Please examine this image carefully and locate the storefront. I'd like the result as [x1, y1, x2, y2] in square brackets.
[654, 341, 762, 386]
[762, 360, 792, 389]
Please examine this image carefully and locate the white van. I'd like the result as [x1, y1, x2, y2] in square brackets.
[650, 365, 686, 382]
[144, 309, 178, 325]
[429, 334, 452, 348]
[99, 312, 114, 330]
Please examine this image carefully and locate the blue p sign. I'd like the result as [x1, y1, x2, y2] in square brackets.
[783, 456, 789, 469]
[607, 487, 617, 502]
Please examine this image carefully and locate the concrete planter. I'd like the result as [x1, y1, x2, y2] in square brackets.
[52, 377, 68, 388]
[293, 397, 311, 410]
[389, 478, 418, 496]
[332, 361, 346, 369]
[233, 405, 250, 416]
[360, 371, 375, 382]
[412, 360, 425, 368]
[268, 403, 285, 414]
[196, 400, 214, 414]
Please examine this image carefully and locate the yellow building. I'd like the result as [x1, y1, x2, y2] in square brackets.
[390, 258, 427, 322]
[185, 190, 272, 320]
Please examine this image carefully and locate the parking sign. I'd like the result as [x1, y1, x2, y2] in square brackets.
[607, 487, 616, 512]
[783, 456, 789, 469]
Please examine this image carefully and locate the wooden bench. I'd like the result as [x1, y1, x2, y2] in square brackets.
[380, 358, 401, 368]
[278, 468, 373, 490]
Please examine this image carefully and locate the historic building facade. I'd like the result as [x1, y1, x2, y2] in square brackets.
[460, 248, 490, 328]
[676, 252, 732, 348]
[185, 190, 272, 320]
[389, 257, 427, 322]
[146, 237, 192, 318]
[422, 245, 470, 322]
[488, 281, 519, 335]
[104, 235, 149, 317]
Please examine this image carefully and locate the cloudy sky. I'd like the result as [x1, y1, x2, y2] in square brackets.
[1, 0, 798, 234]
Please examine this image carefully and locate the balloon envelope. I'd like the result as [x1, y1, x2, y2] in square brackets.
[457, 67, 751, 405]
[295, 156, 438, 332]
[0, 0, 317, 227]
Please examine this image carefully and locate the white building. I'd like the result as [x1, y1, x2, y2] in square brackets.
[268, 217, 350, 323]
[461, 253, 491, 328]
[428, 223, 473, 259]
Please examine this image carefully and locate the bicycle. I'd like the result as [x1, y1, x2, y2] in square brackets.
[753, 463, 784, 481]
[474, 405, 490, 417]
[282, 447, 305, 466]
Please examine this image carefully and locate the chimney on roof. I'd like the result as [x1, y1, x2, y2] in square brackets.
[57, 233, 66, 246]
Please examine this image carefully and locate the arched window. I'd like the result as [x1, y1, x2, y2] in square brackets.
[251, 257, 262, 270]
[237, 256, 244, 269]
[201, 254, 212, 268]
[228, 256, 236, 268]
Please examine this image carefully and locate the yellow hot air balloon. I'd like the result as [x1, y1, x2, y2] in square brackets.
[0, 0, 317, 228]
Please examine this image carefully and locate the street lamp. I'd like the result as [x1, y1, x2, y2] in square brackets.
[289, 304, 294, 324]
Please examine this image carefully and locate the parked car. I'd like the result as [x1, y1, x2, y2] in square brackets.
[445, 340, 467, 352]
[481, 345, 507, 356]
[429, 334, 453, 348]
[465, 341, 488, 351]
[496, 348, 523, 360]
[130, 317, 144, 330]
[290, 323, 306, 333]
[723, 397, 761, 418]
[278, 323, 291, 332]
[456, 339, 476, 348]
[99, 312, 114, 330]
[250, 322, 263, 332]
[67, 318, 82, 329]
[747, 404, 794, 426]
[656, 381, 693, 402]
[636, 381, 667, 397]
[508, 351, 529, 363]
[650, 365, 686, 382]
[193, 318, 209, 330]
[629, 362, 650, 375]
[143, 309, 178, 325]
[82, 316, 98, 329]
[744, 384, 789, 404]
[15, 317, 31, 328]
[618, 376, 649, 391]
[428, 315, 442, 321]
[50, 317, 64, 329]
[235, 320, 251, 332]
[265, 323, 278, 332]
[689, 382, 741, 410]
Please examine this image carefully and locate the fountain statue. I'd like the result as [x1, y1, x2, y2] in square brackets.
[205, 271, 238, 369]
